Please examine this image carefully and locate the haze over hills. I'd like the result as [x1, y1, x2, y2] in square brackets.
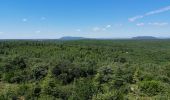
[59, 36, 86, 40]
[132, 36, 158, 40]
[59, 36, 162, 40]
[0, 36, 168, 40]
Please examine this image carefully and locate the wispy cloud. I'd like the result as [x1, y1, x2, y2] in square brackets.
[22, 18, 28, 22]
[0, 32, 4, 34]
[93, 25, 112, 32]
[135, 22, 168, 26]
[145, 6, 170, 16]
[76, 29, 81, 32]
[102, 25, 112, 31]
[136, 23, 145, 26]
[114, 24, 123, 27]
[35, 30, 41, 33]
[106, 25, 111, 28]
[93, 27, 100, 32]
[148, 22, 168, 26]
[41, 17, 46, 20]
[129, 16, 144, 22]
[129, 6, 170, 22]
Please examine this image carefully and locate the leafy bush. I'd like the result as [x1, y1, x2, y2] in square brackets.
[139, 80, 165, 96]
[52, 60, 91, 84]
[95, 66, 113, 84]
[31, 64, 48, 80]
[44, 79, 71, 99]
[70, 78, 97, 100]
[92, 90, 124, 100]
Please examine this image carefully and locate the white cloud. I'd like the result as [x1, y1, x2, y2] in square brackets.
[102, 28, 106, 31]
[148, 22, 168, 26]
[129, 6, 170, 22]
[114, 24, 123, 27]
[76, 29, 81, 32]
[102, 25, 112, 31]
[93, 27, 100, 32]
[22, 18, 28, 22]
[106, 25, 111, 28]
[41, 17, 46, 20]
[35, 30, 41, 33]
[0, 32, 4, 34]
[92, 24, 113, 32]
[145, 6, 170, 16]
[136, 23, 145, 26]
[129, 16, 144, 22]
[135, 22, 168, 27]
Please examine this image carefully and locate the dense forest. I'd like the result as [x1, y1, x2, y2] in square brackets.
[0, 40, 170, 100]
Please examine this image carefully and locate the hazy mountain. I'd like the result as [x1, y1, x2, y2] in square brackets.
[59, 36, 160, 40]
[132, 36, 158, 40]
[59, 36, 86, 40]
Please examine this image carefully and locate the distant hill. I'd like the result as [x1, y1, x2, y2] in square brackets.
[59, 36, 86, 40]
[132, 36, 158, 40]
[59, 36, 160, 40]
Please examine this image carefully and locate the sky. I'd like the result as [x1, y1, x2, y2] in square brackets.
[0, 0, 170, 39]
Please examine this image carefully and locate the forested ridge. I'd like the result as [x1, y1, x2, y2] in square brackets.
[0, 40, 170, 100]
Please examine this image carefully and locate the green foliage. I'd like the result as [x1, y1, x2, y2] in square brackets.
[31, 64, 48, 80]
[92, 90, 124, 100]
[0, 40, 170, 99]
[95, 66, 114, 84]
[52, 60, 94, 84]
[43, 79, 72, 99]
[139, 80, 165, 96]
[70, 78, 97, 100]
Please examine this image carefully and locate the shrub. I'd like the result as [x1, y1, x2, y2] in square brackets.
[44, 79, 71, 99]
[70, 78, 97, 100]
[139, 80, 165, 96]
[92, 90, 124, 100]
[31, 64, 48, 80]
[96, 66, 113, 84]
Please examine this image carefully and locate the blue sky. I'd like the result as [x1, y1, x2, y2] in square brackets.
[0, 0, 170, 39]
